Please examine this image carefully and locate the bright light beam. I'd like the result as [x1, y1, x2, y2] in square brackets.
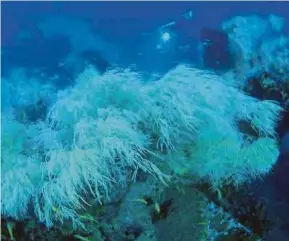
[161, 32, 171, 42]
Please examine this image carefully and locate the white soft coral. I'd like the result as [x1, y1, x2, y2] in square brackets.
[2, 65, 282, 228]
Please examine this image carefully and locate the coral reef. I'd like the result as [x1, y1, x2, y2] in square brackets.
[2, 64, 281, 231]
[3, 10, 289, 241]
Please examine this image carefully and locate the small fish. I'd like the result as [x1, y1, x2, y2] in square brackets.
[52, 206, 62, 217]
[74, 234, 91, 241]
[79, 214, 95, 223]
[7, 222, 15, 240]
[198, 222, 208, 226]
[133, 198, 148, 205]
[154, 203, 161, 214]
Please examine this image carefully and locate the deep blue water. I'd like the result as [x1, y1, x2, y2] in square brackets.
[2, 1, 289, 79]
[3, 1, 289, 45]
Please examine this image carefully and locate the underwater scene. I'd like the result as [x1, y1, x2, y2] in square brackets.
[2, 1, 289, 240]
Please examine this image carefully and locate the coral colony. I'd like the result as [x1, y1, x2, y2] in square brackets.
[2, 12, 289, 241]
